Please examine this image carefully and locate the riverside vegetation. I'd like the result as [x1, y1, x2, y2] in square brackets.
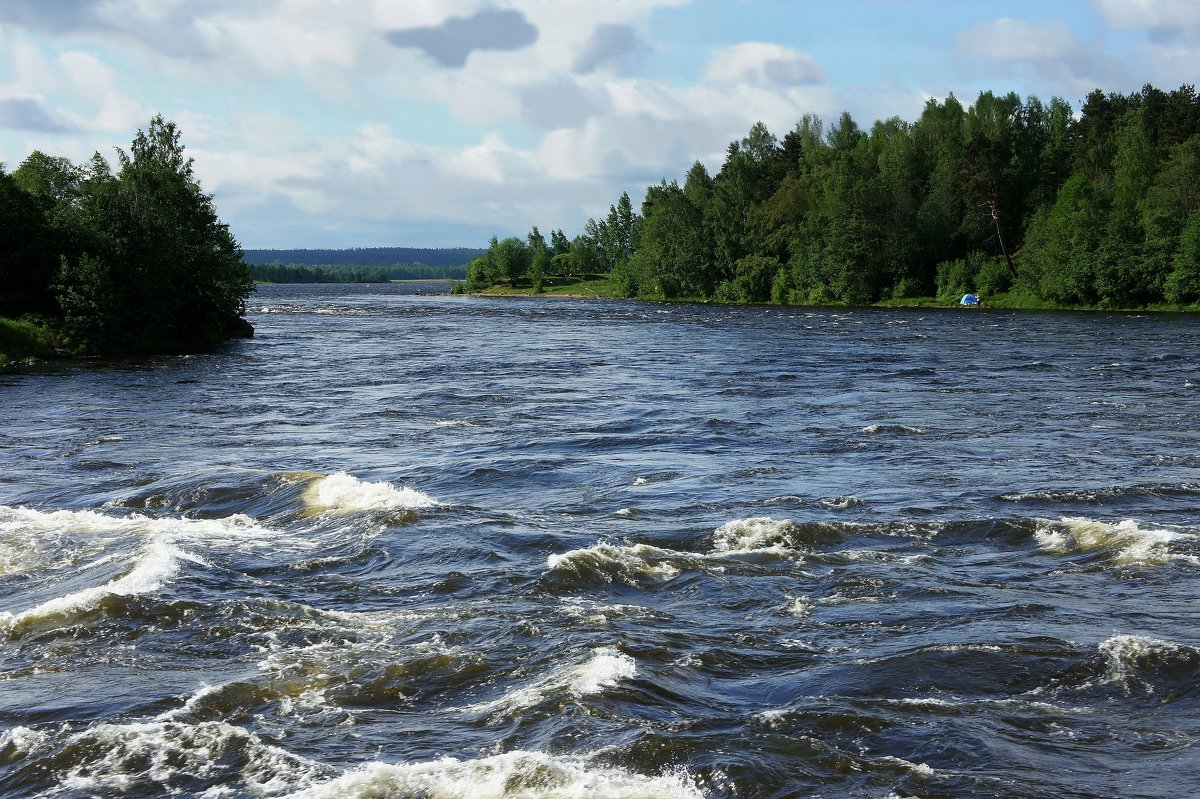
[462, 84, 1200, 311]
[0, 117, 253, 364]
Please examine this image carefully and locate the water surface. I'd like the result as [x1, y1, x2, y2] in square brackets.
[2, 284, 1199, 798]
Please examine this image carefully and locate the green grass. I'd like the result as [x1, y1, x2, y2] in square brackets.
[475, 276, 1200, 313]
[478, 275, 623, 298]
[0, 317, 58, 365]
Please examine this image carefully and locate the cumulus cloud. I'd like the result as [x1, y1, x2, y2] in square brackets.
[0, 97, 77, 133]
[0, 0, 105, 34]
[385, 8, 539, 68]
[0, 0, 236, 58]
[958, 18, 1083, 61]
[0, 0, 844, 247]
[956, 18, 1128, 92]
[573, 24, 648, 74]
[519, 77, 607, 130]
[1096, 0, 1200, 29]
[703, 42, 825, 87]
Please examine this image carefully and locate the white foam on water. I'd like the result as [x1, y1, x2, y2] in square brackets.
[819, 495, 863, 509]
[711, 517, 795, 555]
[784, 596, 812, 617]
[569, 647, 637, 695]
[281, 749, 702, 799]
[1035, 516, 1197, 566]
[547, 542, 684, 583]
[157, 682, 229, 722]
[0, 506, 133, 576]
[0, 536, 194, 633]
[55, 720, 327, 796]
[0, 725, 48, 757]
[302, 472, 439, 515]
[858, 424, 924, 435]
[878, 756, 934, 776]
[469, 647, 637, 717]
[558, 598, 651, 626]
[0, 506, 299, 633]
[1097, 634, 1181, 686]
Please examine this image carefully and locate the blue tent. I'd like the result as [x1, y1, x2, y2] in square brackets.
[960, 293, 980, 306]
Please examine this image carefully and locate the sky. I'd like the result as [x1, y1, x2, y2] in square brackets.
[1, 0, 1198, 249]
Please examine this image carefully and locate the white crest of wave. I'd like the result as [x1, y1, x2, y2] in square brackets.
[282, 750, 701, 799]
[1035, 516, 1196, 566]
[57, 720, 326, 796]
[470, 647, 637, 717]
[570, 646, 637, 695]
[0, 537, 195, 632]
[0, 506, 288, 632]
[0, 725, 48, 758]
[547, 542, 683, 583]
[711, 517, 795, 554]
[303, 472, 439, 514]
[858, 423, 923, 435]
[1097, 634, 1182, 685]
[819, 495, 863, 509]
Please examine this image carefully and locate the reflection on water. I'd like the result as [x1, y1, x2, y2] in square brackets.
[2, 283, 1199, 798]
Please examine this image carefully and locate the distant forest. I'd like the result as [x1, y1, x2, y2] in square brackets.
[250, 262, 468, 283]
[245, 247, 483, 268]
[467, 84, 1200, 308]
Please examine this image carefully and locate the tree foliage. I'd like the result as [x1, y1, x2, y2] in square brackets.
[472, 83, 1200, 308]
[0, 116, 254, 353]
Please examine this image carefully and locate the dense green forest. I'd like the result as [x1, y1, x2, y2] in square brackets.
[467, 84, 1200, 308]
[0, 117, 253, 357]
[245, 247, 483, 268]
[251, 262, 468, 283]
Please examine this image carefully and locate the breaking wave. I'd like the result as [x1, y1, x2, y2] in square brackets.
[0, 506, 284, 634]
[282, 749, 700, 799]
[1034, 516, 1197, 566]
[470, 647, 637, 717]
[547, 543, 685, 585]
[858, 424, 924, 435]
[46, 720, 326, 797]
[301, 471, 439, 515]
[1001, 483, 1200, 504]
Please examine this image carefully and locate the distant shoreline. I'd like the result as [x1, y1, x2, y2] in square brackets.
[468, 279, 1200, 314]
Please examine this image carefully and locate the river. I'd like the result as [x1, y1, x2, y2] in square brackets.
[2, 283, 1199, 798]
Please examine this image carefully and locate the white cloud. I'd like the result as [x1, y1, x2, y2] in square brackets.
[58, 51, 151, 133]
[955, 18, 1128, 94]
[957, 18, 1083, 61]
[1095, 0, 1200, 28]
[0, 0, 846, 246]
[704, 42, 825, 87]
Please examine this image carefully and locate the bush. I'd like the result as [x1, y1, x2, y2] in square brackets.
[974, 257, 1013, 296]
[935, 251, 989, 299]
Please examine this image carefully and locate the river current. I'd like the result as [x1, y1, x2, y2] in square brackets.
[2, 283, 1199, 798]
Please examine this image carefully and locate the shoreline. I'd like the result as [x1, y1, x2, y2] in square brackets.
[468, 284, 1200, 315]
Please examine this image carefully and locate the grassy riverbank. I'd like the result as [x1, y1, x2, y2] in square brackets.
[0, 317, 59, 366]
[477, 276, 1200, 312]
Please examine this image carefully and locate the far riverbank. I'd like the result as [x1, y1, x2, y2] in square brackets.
[471, 276, 1200, 313]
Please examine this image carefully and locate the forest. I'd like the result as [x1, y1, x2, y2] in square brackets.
[244, 247, 484, 268]
[250, 262, 469, 283]
[0, 117, 253, 356]
[466, 84, 1200, 309]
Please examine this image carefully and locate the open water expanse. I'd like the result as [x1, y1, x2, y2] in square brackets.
[2, 282, 1200, 798]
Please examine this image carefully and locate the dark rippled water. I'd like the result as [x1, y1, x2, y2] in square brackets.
[3, 283, 1200, 799]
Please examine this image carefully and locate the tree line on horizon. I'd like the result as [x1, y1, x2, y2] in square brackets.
[250, 262, 469, 283]
[244, 246, 484, 268]
[468, 83, 1200, 308]
[0, 116, 253, 354]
